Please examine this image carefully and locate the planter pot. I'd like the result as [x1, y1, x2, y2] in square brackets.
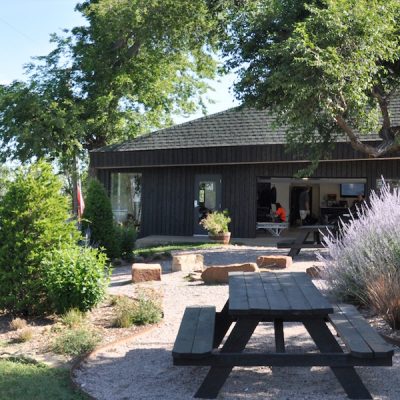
[208, 232, 231, 244]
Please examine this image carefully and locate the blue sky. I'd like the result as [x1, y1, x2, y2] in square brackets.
[0, 0, 239, 122]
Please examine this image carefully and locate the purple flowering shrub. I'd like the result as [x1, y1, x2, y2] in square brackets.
[319, 181, 400, 329]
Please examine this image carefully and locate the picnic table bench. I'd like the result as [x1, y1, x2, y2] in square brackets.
[277, 224, 334, 257]
[256, 221, 289, 237]
[172, 272, 394, 399]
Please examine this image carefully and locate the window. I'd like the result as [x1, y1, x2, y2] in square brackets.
[110, 173, 142, 227]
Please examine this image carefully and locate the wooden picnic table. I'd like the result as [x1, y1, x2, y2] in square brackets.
[172, 272, 394, 399]
[277, 224, 334, 257]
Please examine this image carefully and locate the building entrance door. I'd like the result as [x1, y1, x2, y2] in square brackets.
[193, 174, 222, 235]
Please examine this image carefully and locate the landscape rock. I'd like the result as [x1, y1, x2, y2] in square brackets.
[172, 254, 204, 272]
[132, 263, 162, 283]
[256, 255, 292, 269]
[201, 263, 258, 284]
[306, 266, 322, 279]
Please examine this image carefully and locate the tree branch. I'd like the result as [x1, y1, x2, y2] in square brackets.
[335, 115, 400, 157]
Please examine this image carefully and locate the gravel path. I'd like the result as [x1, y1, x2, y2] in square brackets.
[74, 246, 400, 400]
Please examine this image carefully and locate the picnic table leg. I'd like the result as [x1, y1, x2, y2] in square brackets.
[195, 318, 259, 399]
[213, 300, 233, 348]
[288, 230, 310, 257]
[274, 319, 285, 352]
[303, 319, 372, 399]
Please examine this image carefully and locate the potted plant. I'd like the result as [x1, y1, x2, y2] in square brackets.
[200, 209, 231, 244]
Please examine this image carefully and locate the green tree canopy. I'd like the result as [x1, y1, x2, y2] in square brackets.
[222, 0, 400, 165]
[0, 0, 220, 171]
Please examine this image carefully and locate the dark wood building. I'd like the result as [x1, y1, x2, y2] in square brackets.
[90, 105, 400, 238]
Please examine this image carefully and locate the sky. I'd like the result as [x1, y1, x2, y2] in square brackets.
[0, 0, 239, 123]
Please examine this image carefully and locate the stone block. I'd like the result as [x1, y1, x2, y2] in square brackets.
[132, 263, 161, 283]
[172, 254, 204, 272]
[256, 255, 292, 269]
[306, 266, 322, 279]
[201, 263, 259, 284]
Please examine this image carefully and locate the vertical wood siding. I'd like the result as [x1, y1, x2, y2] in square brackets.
[96, 159, 400, 238]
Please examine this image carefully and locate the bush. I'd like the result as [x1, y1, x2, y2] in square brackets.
[82, 179, 119, 259]
[0, 161, 81, 315]
[60, 309, 87, 329]
[9, 318, 27, 331]
[200, 209, 231, 235]
[320, 181, 400, 314]
[367, 272, 400, 330]
[16, 328, 34, 343]
[114, 224, 137, 260]
[52, 328, 100, 356]
[113, 294, 162, 328]
[43, 246, 110, 314]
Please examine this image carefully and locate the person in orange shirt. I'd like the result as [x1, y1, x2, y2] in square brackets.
[275, 202, 286, 223]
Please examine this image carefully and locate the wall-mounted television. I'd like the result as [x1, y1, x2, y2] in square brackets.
[340, 183, 365, 197]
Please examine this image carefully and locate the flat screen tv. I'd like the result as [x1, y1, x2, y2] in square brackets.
[340, 183, 365, 197]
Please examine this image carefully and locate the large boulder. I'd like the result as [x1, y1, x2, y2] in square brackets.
[256, 255, 292, 269]
[201, 263, 259, 284]
[172, 254, 204, 272]
[132, 263, 162, 283]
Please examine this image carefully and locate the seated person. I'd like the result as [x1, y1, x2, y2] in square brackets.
[274, 203, 286, 223]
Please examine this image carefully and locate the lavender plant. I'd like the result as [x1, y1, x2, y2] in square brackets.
[319, 180, 400, 314]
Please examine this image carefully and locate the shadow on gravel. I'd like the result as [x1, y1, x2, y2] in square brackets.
[75, 343, 400, 400]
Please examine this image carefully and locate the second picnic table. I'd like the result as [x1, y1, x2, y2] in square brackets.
[277, 224, 334, 257]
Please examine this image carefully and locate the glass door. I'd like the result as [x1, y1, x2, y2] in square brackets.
[194, 174, 222, 235]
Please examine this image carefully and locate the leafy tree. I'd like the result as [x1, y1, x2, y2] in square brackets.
[82, 179, 118, 258]
[0, 161, 80, 314]
[0, 0, 220, 175]
[222, 0, 400, 168]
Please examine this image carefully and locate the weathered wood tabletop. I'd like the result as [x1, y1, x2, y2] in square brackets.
[229, 271, 333, 317]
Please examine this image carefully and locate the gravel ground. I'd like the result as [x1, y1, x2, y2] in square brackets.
[74, 246, 400, 400]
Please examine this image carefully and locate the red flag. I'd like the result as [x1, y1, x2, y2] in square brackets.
[77, 180, 85, 218]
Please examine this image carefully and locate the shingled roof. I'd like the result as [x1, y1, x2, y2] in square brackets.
[93, 96, 400, 153]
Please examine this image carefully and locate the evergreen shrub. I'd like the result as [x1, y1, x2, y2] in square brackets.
[82, 179, 119, 259]
[114, 224, 137, 260]
[0, 161, 80, 314]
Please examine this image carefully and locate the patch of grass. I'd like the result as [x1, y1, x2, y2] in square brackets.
[60, 309, 87, 329]
[16, 328, 34, 342]
[113, 294, 163, 328]
[0, 358, 88, 399]
[9, 317, 27, 330]
[132, 242, 222, 259]
[52, 328, 100, 356]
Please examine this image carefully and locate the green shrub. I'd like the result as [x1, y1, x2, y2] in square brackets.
[52, 328, 100, 356]
[114, 224, 137, 260]
[0, 161, 80, 315]
[200, 209, 231, 234]
[43, 246, 110, 314]
[82, 179, 119, 259]
[113, 294, 162, 328]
